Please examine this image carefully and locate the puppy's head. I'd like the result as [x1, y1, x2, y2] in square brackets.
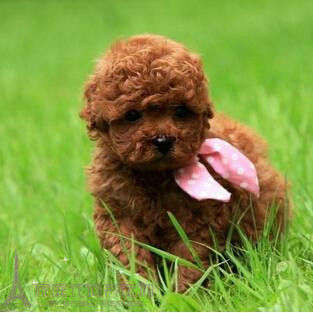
[81, 34, 214, 171]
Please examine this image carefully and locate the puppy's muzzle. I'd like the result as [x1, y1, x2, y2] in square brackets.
[153, 135, 175, 155]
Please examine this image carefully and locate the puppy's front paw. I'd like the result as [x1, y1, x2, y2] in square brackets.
[177, 266, 202, 293]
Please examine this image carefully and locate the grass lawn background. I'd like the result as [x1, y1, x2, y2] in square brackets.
[0, 0, 313, 311]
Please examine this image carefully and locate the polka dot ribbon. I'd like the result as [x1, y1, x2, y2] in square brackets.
[174, 138, 260, 202]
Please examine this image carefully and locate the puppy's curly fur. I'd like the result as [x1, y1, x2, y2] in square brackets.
[80, 34, 290, 291]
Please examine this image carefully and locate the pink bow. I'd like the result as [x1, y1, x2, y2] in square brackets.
[174, 138, 260, 202]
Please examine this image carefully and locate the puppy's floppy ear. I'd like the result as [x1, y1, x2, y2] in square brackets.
[202, 98, 214, 129]
[206, 98, 214, 119]
[80, 76, 108, 140]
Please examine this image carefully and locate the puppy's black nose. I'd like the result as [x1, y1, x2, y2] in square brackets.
[153, 135, 174, 154]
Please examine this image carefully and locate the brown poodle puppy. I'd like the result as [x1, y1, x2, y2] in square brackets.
[80, 34, 289, 292]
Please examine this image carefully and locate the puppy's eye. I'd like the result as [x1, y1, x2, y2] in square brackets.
[124, 110, 142, 122]
[174, 105, 190, 119]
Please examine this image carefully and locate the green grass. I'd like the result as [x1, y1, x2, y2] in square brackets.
[0, 0, 313, 311]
